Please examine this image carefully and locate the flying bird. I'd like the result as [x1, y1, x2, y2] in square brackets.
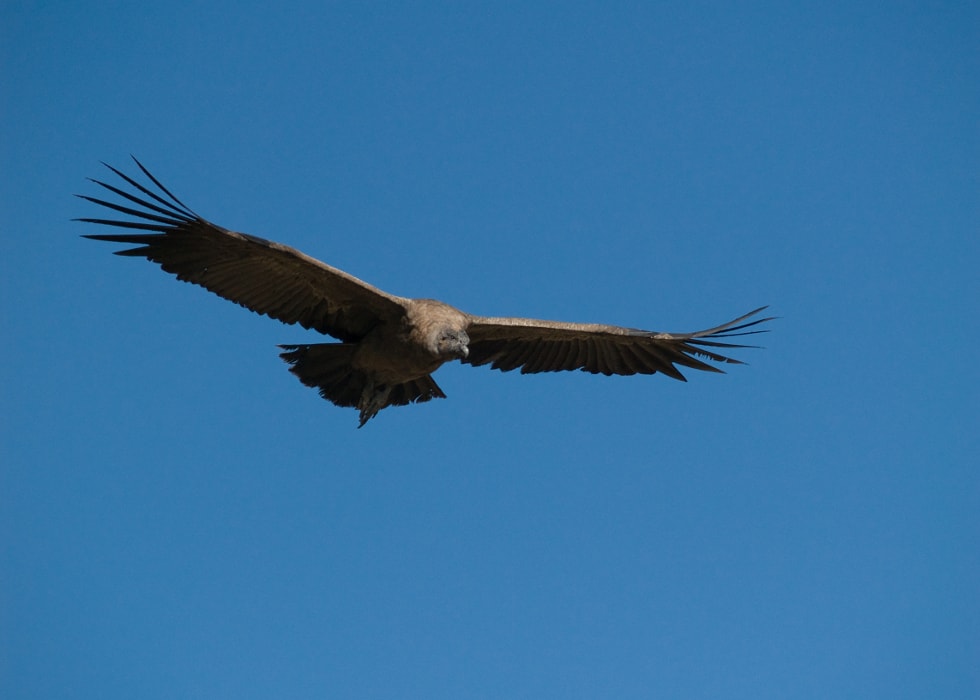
[78, 159, 773, 427]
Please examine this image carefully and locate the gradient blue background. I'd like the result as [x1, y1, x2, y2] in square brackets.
[2, 2, 977, 698]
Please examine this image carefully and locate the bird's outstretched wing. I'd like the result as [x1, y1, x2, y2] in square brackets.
[463, 307, 773, 380]
[77, 158, 407, 342]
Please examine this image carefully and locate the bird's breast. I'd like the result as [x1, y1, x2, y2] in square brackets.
[351, 324, 445, 384]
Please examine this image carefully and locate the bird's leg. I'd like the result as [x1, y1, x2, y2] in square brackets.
[357, 379, 392, 428]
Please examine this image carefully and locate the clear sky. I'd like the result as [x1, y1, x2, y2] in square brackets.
[2, 2, 977, 698]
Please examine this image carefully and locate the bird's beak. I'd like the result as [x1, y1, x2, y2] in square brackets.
[458, 345, 469, 359]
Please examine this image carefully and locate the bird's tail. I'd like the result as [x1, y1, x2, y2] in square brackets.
[278, 343, 446, 426]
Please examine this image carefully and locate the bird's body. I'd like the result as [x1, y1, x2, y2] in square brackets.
[282, 298, 471, 424]
[79, 159, 772, 426]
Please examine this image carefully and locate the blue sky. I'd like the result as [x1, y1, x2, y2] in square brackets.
[2, 2, 977, 698]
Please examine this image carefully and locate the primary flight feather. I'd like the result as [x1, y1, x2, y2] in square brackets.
[78, 158, 773, 426]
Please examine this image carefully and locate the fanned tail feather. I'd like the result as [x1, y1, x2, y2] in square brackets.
[279, 343, 446, 427]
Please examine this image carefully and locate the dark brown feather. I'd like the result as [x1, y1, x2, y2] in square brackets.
[462, 307, 773, 380]
[77, 158, 406, 343]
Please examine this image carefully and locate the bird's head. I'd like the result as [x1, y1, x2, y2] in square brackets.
[433, 327, 470, 360]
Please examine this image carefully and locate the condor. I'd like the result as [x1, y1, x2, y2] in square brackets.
[79, 159, 772, 426]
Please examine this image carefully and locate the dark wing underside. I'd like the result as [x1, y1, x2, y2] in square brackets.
[463, 307, 773, 380]
[76, 158, 407, 342]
